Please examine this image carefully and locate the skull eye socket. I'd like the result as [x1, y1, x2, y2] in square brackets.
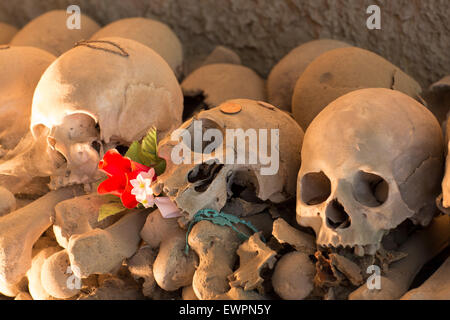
[352, 171, 389, 207]
[185, 118, 223, 154]
[300, 171, 331, 205]
[188, 160, 224, 192]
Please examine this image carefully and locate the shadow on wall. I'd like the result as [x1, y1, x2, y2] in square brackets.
[0, 0, 448, 87]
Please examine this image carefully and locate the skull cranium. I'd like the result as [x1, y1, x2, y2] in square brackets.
[28, 37, 183, 188]
[154, 99, 303, 219]
[296, 88, 443, 254]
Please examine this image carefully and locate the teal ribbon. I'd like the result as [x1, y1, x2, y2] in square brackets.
[184, 209, 264, 255]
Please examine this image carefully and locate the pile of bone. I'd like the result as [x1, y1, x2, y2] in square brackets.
[0, 10, 449, 301]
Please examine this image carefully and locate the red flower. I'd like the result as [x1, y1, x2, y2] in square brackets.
[97, 149, 151, 208]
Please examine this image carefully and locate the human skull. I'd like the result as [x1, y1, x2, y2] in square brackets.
[30, 37, 183, 188]
[292, 47, 422, 130]
[0, 46, 55, 155]
[90, 17, 183, 79]
[154, 99, 303, 219]
[181, 64, 266, 119]
[297, 88, 443, 253]
[10, 10, 100, 56]
[267, 39, 351, 112]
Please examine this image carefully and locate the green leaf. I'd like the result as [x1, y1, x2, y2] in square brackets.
[141, 127, 159, 163]
[131, 127, 166, 175]
[98, 201, 126, 222]
[125, 141, 142, 163]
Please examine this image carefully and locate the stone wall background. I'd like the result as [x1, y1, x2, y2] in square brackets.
[0, 0, 448, 88]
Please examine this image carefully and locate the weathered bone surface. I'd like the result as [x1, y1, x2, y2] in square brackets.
[201, 46, 241, 67]
[400, 256, 450, 300]
[181, 64, 265, 108]
[90, 17, 183, 78]
[188, 220, 243, 300]
[0, 46, 55, 153]
[127, 245, 158, 298]
[41, 249, 80, 299]
[156, 99, 303, 219]
[68, 209, 148, 278]
[349, 215, 449, 300]
[53, 193, 124, 248]
[297, 88, 443, 250]
[140, 209, 198, 292]
[272, 218, 315, 254]
[0, 22, 17, 44]
[0, 276, 27, 298]
[228, 232, 276, 293]
[29, 36, 183, 188]
[140, 209, 182, 249]
[267, 39, 351, 112]
[27, 246, 60, 300]
[153, 232, 198, 291]
[272, 251, 315, 300]
[0, 186, 15, 217]
[10, 10, 100, 56]
[0, 186, 82, 289]
[292, 47, 422, 130]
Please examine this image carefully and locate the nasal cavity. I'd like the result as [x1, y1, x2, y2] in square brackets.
[325, 199, 351, 229]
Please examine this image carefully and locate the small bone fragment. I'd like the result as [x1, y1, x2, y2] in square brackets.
[400, 256, 450, 300]
[0, 187, 82, 287]
[202, 46, 241, 66]
[53, 194, 123, 248]
[0, 186, 15, 217]
[272, 251, 315, 300]
[329, 253, 364, 286]
[272, 218, 316, 254]
[41, 249, 79, 299]
[68, 209, 148, 278]
[349, 215, 449, 300]
[228, 232, 276, 293]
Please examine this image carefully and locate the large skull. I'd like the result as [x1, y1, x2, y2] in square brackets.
[30, 37, 183, 188]
[297, 88, 443, 253]
[154, 99, 303, 219]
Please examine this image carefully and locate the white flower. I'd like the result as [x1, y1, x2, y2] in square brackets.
[130, 168, 156, 208]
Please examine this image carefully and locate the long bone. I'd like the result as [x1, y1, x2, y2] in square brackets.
[0, 186, 82, 289]
[400, 256, 450, 300]
[140, 209, 198, 292]
[53, 193, 124, 248]
[349, 215, 449, 300]
[67, 209, 148, 278]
